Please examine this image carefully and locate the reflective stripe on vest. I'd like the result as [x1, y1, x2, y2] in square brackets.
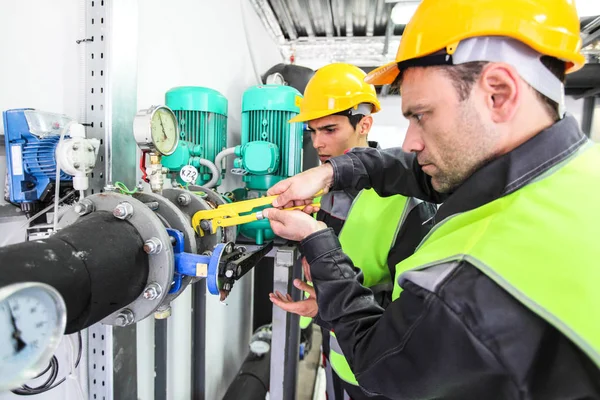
[393, 143, 600, 368]
[329, 191, 419, 386]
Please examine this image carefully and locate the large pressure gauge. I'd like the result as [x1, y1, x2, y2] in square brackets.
[133, 105, 179, 155]
[0, 282, 66, 391]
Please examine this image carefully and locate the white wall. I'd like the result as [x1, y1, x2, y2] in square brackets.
[0, 0, 282, 399]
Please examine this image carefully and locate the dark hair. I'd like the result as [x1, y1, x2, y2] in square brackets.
[333, 108, 365, 129]
[391, 56, 566, 120]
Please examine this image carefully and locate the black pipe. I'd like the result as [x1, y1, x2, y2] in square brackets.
[0, 211, 149, 333]
[155, 318, 168, 400]
[192, 281, 206, 400]
[222, 350, 271, 400]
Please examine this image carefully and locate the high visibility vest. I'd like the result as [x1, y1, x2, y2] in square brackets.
[392, 143, 600, 369]
[329, 189, 418, 385]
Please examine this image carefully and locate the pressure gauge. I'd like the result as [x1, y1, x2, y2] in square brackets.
[0, 282, 66, 391]
[133, 105, 179, 155]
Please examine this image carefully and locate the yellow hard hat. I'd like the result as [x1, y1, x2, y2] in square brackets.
[365, 0, 585, 85]
[289, 63, 381, 123]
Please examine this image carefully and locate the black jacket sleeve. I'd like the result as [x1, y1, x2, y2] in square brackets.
[327, 147, 447, 204]
[300, 228, 515, 400]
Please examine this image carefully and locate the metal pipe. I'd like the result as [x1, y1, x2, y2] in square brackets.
[0, 211, 149, 333]
[191, 281, 206, 400]
[154, 318, 168, 400]
[581, 96, 596, 138]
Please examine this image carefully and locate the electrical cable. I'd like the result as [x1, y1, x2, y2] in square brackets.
[114, 181, 138, 195]
[11, 331, 83, 396]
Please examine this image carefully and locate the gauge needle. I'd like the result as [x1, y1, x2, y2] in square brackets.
[8, 306, 26, 353]
[159, 114, 168, 141]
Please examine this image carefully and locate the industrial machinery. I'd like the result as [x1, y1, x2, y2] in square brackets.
[3, 109, 99, 218]
[162, 87, 228, 188]
[230, 85, 304, 244]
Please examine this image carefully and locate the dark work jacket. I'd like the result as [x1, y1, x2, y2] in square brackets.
[315, 141, 436, 400]
[302, 115, 600, 399]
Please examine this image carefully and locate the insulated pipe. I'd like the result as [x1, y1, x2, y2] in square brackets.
[215, 147, 237, 177]
[222, 350, 271, 400]
[0, 211, 149, 333]
[199, 158, 220, 189]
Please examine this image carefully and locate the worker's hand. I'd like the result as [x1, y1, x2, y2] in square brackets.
[268, 164, 334, 208]
[262, 208, 327, 241]
[269, 279, 318, 318]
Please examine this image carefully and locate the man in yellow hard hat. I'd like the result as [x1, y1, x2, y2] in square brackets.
[268, 63, 435, 400]
[263, 0, 600, 398]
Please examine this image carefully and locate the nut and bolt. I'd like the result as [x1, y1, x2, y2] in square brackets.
[74, 199, 95, 216]
[114, 309, 135, 327]
[73, 162, 81, 169]
[142, 282, 162, 301]
[104, 184, 117, 192]
[143, 237, 163, 254]
[199, 220, 211, 231]
[225, 269, 234, 278]
[72, 144, 80, 151]
[113, 202, 134, 220]
[177, 193, 191, 206]
[87, 147, 94, 152]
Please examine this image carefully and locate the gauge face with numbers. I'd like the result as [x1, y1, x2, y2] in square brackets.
[0, 282, 66, 391]
[150, 107, 178, 155]
[133, 105, 180, 156]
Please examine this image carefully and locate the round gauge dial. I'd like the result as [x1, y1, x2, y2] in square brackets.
[0, 282, 66, 391]
[133, 105, 179, 156]
[150, 107, 178, 155]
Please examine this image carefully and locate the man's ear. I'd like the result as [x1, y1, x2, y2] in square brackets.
[358, 115, 374, 137]
[479, 63, 520, 123]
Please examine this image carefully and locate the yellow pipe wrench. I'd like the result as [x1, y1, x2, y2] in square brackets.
[191, 191, 322, 236]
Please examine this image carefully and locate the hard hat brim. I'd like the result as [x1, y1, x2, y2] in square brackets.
[364, 62, 400, 85]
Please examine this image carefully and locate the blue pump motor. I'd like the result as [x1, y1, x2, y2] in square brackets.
[3, 109, 74, 213]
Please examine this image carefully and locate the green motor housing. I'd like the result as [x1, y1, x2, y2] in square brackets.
[235, 85, 304, 244]
[164, 86, 228, 186]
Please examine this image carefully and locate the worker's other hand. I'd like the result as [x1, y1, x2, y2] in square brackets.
[268, 164, 334, 208]
[263, 208, 327, 241]
[269, 279, 318, 318]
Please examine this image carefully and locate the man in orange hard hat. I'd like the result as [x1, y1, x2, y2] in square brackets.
[263, 0, 600, 398]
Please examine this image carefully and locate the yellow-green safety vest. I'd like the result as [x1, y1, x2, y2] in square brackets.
[328, 189, 418, 386]
[392, 143, 600, 369]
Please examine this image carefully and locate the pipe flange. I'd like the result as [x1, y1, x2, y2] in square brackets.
[133, 192, 197, 304]
[58, 192, 174, 325]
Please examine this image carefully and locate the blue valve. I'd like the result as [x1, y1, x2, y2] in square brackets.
[166, 228, 229, 296]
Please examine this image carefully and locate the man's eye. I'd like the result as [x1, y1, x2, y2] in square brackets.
[326, 128, 336, 133]
[413, 114, 423, 123]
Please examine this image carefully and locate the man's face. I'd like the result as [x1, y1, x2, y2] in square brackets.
[307, 114, 367, 162]
[400, 67, 500, 193]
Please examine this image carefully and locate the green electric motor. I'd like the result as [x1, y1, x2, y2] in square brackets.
[163, 86, 228, 186]
[235, 85, 304, 244]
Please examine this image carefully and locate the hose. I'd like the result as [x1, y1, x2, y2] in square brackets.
[199, 158, 220, 189]
[52, 127, 69, 233]
[215, 147, 237, 176]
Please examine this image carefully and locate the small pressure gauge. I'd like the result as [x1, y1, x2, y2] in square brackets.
[133, 105, 179, 155]
[0, 282, 66, 391]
